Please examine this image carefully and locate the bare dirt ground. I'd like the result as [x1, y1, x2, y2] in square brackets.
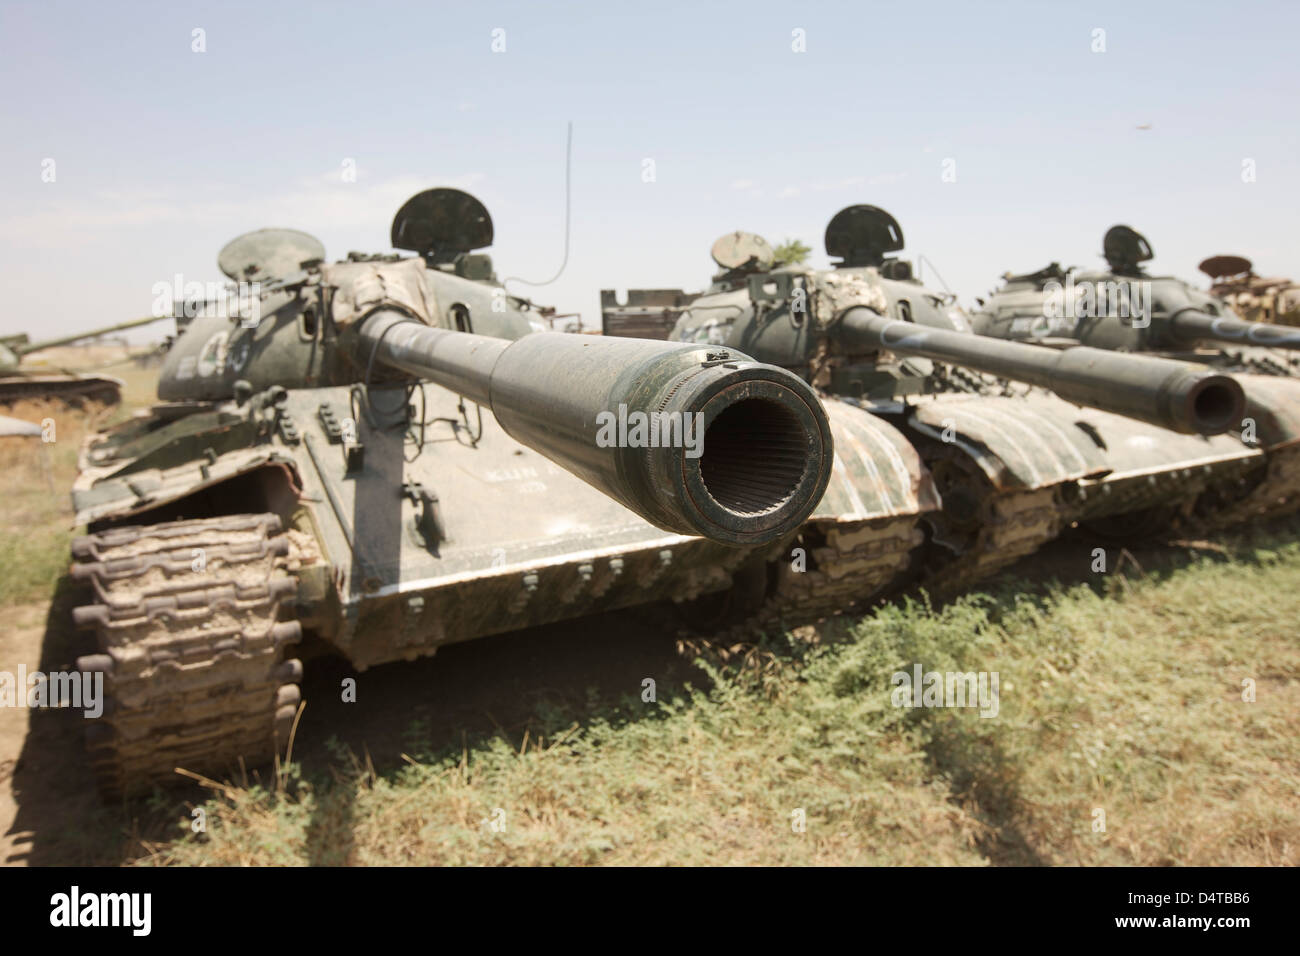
[1, 599, 105, 866]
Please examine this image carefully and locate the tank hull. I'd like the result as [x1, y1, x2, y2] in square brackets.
[0, 372, 124, 406]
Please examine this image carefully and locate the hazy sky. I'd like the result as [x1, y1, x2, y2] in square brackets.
[2, 0, 1296, 339]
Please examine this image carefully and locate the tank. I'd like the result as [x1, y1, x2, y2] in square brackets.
[1200, 254, 1300, 328]
[0, 314, 172, 405]
[610, 205, 1260, 606]
[971, 225, 1300, 526]
[68, 188, 836, 799]
[599, 288, 700, 339]
[597, 234, 773, 339]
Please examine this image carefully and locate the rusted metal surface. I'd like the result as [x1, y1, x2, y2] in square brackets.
[910, 395, 1106, 490]
[0, 373, 124, 407]
[768, 513, 923, 619]
[814, 398, 940, 519]
[1201, 255, 1300, 327]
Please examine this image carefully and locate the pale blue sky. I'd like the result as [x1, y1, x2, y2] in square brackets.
[2, 0, 1296, 337]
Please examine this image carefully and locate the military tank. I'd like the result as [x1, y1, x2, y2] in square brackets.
[0, 315, 172, 405]
[1200, 254, 1300, 328]
[597, 234, 776, 340]
[69, 188, 840, 799]
[608, 206, 1257, 607]
[971, 225, 1300, 527]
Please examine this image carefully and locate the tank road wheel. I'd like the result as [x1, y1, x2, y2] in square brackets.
[924, 455, 987, 555]
[919, 444, 1063, 596]
[70, 514, 303, 801]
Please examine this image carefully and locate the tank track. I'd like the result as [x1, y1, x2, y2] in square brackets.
[767, 513, 925, 621]
[711, 483, 1056, 637]
[916, 440, 1063, 597]
[0, 377, 121, 406]
[921, 486, 1061, 596]
[70, 513, 303, 800]
[749, 449, 1062, 627]
[1192, 443, 1300, 531]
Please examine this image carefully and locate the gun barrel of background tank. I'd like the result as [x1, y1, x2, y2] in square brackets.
[839, 307, 1244, 436]
[1168, 309, 1300, 350]
[356, 309, 834, 545]
[17, 314, 172, 356]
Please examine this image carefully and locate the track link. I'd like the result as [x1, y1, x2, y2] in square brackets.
[71, 513, 303, 800]
[767, 513, 924, 621]
[917, 441, 1063, 597]
[923, 486, 1062, 596]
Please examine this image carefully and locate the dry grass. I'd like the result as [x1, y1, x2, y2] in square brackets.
[0, 347, 159, 604]
[0, 399, 102, 605]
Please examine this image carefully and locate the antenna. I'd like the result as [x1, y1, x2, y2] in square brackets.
[917, 254, 954, 296]
[504, 122, 572, 289]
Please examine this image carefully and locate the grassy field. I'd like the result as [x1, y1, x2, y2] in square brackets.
[146, 522, 1300, 867]
[0, 350, 156, 606]
[3, 355, 1297, 866]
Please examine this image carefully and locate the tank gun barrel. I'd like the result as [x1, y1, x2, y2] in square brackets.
[356, 309, 833, 545]
[15, 314, 172, 357]
[840, 307, 1244, 435]
[1167, 309, 1300, 350]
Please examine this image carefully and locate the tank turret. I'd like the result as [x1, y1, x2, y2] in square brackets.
[670, 209, 1242, 435]
[973, 226, 1300, 354]
[1199, 253, 1300, 328]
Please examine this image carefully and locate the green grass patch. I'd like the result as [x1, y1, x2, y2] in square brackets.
[148, 521, 1300, 867]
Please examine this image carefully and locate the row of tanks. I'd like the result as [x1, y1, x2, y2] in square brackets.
[612, 208, 1300, 542]
[60, 188, 1297, 798]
